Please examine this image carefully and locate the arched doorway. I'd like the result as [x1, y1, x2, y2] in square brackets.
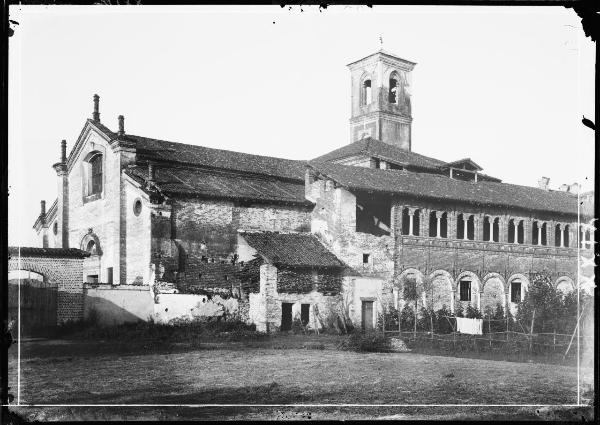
[8, 270, 57, 337]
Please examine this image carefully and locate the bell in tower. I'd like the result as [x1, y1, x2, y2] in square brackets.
[347, 49, 416, 151]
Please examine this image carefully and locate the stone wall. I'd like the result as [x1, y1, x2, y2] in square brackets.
[249, 263, 343, 333]
[151, 198, 311, 287]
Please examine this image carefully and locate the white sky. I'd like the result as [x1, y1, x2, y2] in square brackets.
[8, 5, 595, 247]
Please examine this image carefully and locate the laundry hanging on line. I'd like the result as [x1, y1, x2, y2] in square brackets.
[455, 317, 483, 335]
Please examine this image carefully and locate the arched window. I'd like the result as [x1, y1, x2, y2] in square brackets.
[555, 224, 561, 247]
[440, 212, 448, 238]
[90, 154, 103, 195]
[457, 214, 465, 239]
[83, 151, 103, 197]
[413, 209, 421, 236]
[86, 240, 98, 255]
[508, 219, 516, 243]
[492, 218, 500, 242]
[517, 220, 524, 244]
[466, 215, 475, 240]
[563, 225, 570, 247]
[483, 216, 491, 241]
[361, 79, 372, 105]
[389, 73, 399, 104]
[532, 221, 539, 245]
[401, 208, 410, 235]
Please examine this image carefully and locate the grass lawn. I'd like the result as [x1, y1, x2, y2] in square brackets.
[6, 335, 594, 421]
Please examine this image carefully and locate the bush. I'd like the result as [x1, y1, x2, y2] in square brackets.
[465, 303, 482, 319]
[337, 330, 392, 352]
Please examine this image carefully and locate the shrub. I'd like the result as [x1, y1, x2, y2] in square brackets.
[465, 303, 482, 319]
[338, 330, 392, 352]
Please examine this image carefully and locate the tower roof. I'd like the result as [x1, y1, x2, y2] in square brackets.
[347, 49, 417, 69]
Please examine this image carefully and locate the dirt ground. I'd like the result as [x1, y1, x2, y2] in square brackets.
[6, 336, 594, 421]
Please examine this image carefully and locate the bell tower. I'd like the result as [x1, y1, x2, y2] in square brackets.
[347, 50, 416, 151]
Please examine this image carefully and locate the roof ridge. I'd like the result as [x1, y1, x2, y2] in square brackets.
[131, 134, 306, 164]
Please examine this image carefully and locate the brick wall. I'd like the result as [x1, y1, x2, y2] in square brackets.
[8, 254, 85, 323]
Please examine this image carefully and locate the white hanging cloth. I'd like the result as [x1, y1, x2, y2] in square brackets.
[456, 317, 483, 335]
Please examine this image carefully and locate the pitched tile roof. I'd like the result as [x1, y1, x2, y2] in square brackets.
[8, 247, 91, 258]
[312, 137, 447, 170]
[126, 164, 312, 206]
[240, 232, 346, 269]
[308, 161, 584, 217]
[127, 134, 307, 181]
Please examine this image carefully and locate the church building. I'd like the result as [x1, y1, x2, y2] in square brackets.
[33, 49, 595, 332]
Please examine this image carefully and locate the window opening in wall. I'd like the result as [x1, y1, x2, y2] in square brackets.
[86, 240, 97, 255]
[362, 79, 372, 105]
[459, 280, 471, 302]
[413, 210, 420, 236]
[362, 253, 370, 264]
[483, 216, 491, 241]
[355, 193, 391, 236]
[532, 221, 539, 245]
[133, 199, 142, 216]
[107, 267, 113, 285]
[555, 224, 561, 247]
[466, 215, 475, 240]
[281, 303, 293, 331]
[53, 222, 58, 235]
[517, 220, 524, 244]
[301, 304, 310, 326]
[198, 273, 202, 279]
[89, 153, 103, 195]
[492, 218, 499, 242]
[541, 223, 547, 246]
[440, 212, 448, 238]
[508, 219, 516, 243]
[564, 225, 570, 247]
[402, 208, 411, 235]
[86, 275, 99, 284]
[511, 280, 522, 303]
[389, 76, 398, 104]
[457, 214, 465, 239]
[429, 211, 437, 237]
[370, 157, 381, 169]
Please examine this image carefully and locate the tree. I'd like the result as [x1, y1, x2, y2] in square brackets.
[403, 276, 420, 338]
[516, 272, 558, 333]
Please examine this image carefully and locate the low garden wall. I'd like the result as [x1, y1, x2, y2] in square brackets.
[84, 284, 247, 326]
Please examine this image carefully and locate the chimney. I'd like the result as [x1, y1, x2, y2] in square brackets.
[61, 139, 67, 163]
[93, 94, 100, 122]
[558, 184, 569, 192]
[537, 176, 550, 190]
[568, 183, 580, 194]
[118, 115, 125, 137]
[148, 162, 155, 182]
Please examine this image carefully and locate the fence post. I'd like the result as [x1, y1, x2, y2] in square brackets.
[430, 313, 434, 341]
[398, 307, 402, 338]
[529, 309, 536, 353]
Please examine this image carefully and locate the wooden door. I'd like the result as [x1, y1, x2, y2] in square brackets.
[361, 301, 374, 331]
[281, 303, 293, 331]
